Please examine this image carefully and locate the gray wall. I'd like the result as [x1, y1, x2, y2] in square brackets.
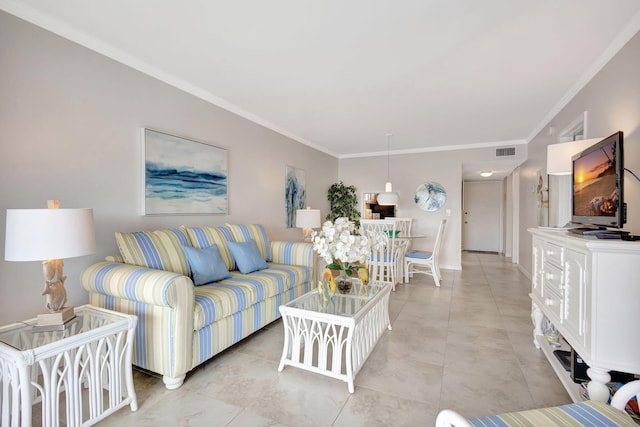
[0, 12, 337, 324]
[518, 30, 640, 276]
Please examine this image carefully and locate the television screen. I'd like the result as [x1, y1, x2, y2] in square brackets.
[571, 131, 624, 229]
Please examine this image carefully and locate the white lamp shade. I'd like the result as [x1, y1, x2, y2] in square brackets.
[377, 190, 399, 205]
[547, 138, 602, 175]
[295, 209, 321, 229]
[5, 208, 96, 261]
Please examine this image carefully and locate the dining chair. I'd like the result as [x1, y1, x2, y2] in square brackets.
[404, 219, 446, 287]
[393, 218, 413, 282]
[360, 219, 399, 290]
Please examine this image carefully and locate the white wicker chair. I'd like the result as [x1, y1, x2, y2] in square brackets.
[393, 217, 413, 282]
[361, 219, 400, 290]
[404, 219, 446, 287]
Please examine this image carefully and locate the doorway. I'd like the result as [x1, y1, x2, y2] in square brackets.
[462, 180, 503, 252]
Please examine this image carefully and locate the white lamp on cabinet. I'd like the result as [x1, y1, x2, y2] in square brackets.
[546, 138, 601, 175]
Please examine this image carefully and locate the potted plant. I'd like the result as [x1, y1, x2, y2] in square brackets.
[326, 181, 360, 225]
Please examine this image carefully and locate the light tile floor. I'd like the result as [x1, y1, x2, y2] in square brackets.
[98, 252, 571, 426]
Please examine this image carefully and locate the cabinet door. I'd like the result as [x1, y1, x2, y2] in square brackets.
[562, 249, 588, 348]
[532, 238, 543, 299]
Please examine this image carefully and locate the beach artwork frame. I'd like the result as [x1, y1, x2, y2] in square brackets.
[143, 128, 228, 215]
[285, 166, 306, 228]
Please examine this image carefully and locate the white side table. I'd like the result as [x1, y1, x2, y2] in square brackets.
[0, 304, 138, 426]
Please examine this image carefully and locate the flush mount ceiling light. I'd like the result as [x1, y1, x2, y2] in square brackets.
[377, 133, 399, 206]
[479, 171, 493, 177]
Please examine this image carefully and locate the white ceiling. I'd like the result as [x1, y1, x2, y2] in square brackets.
[3, 0, 640, 178]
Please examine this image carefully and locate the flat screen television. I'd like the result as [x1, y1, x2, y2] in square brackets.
[571, 131, 625, 231]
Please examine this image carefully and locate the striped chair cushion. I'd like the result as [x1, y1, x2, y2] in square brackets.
[182, 225, 235, 270]
[225, 223, 271, 262]
[115, 228, 191, 276]
[471, 400, 636, 427]
[193, 263, 310, 329]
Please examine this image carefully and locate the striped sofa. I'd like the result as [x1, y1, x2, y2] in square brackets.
[436, 379, 640, 427]
[81, 224, 314, 389]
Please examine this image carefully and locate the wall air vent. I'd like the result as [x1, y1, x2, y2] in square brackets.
[496, 147, 516, 157]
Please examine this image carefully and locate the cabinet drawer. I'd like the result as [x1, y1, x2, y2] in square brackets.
[542, 241, 563, 268]
[540, 288, 562, 323]
[543, 262, 563, 296]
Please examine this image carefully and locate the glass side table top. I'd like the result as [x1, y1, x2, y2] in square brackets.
[284, 281, 389, 317]
[0, 305, 127, 351]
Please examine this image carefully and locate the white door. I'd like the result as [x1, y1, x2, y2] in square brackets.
[463, 181, 503, 252]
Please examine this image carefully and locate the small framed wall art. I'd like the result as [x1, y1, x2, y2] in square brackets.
[143, 128, 228, 215]
[285, 166, 306, 227]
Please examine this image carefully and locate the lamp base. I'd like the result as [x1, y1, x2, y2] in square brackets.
[36, 306, 75, 326]
[302, 227, 314, 243]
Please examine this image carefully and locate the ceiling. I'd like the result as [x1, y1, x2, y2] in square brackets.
[3, 0, 640, 179]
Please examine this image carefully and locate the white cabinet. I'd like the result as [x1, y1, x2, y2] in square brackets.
[529, 228, 640, 402]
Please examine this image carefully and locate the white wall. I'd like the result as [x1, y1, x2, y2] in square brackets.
[339, 151, 462, 271]
[518, 30, 640, 275]
[0, 12, 338, 324]
[338, 146, 525, 271]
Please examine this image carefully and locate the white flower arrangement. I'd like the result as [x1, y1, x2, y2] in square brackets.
[311, 218, 371, 274]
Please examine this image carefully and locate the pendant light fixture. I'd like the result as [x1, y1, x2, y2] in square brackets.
[377, 133, 399, 206]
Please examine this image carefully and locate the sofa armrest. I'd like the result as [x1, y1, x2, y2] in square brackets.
[81, 261, 195, 309]
[270, 241, 314, 268]
[81, 261, 195, 386]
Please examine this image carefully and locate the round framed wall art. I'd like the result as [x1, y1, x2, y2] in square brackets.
[414, 182, 446, 212]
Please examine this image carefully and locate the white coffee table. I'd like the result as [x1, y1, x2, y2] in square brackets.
[0, 304, 138, 426]
[278, 281, 392, 393]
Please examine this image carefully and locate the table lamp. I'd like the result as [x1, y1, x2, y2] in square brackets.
[295, 207, 321, 242]
[4, 200, 96, 326]
[546, 138, 601, 175]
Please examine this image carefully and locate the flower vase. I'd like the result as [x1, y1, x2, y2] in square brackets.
[335, 271, 353, 294]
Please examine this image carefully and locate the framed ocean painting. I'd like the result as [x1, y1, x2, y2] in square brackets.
[285, 166, 306, 227]
[143, 129, 228, 215]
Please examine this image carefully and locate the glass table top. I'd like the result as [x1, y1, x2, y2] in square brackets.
[284, 281, 389, 317]
[0, 306, 127, 351]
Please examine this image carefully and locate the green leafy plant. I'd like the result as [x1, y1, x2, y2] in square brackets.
[326, 181, 360, 226]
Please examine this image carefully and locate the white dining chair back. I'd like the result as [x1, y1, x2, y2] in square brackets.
[360, 219, 399, 290]
[393, 218, 413, 281]
[404, 219, 446, 287]
[393, 218, 412, 236]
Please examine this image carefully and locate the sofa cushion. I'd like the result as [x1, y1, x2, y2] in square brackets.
[228, 240, 268, 274]
[182, 225, 235, 270]
[225, 224, 271, 261]
[115, 228, 191, 276]
[193, 263, 311, 329]
[183, 244, 231, 285]
[470, 400, 636, 427]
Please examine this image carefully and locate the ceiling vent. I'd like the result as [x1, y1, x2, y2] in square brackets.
[496, 147, 516, 157]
